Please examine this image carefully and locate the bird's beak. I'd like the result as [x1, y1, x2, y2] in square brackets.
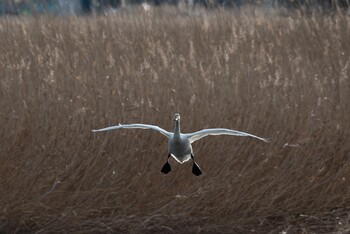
[174, 115, 180, 121]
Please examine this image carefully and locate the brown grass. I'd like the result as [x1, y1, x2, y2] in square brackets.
[0, 6, 350, 233]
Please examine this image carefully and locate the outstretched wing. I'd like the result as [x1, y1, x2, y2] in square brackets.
[184, 128, 269, 143]
[92, 124, 172, 138]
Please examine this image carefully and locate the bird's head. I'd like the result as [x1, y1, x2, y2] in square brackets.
[173, 113, 181, 122]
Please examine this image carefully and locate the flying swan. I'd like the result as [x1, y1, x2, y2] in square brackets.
[92, 113, 269, 176]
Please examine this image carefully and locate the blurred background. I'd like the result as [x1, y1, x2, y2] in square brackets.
[0, 0, 349, 15]
[1, 0, 350, 232]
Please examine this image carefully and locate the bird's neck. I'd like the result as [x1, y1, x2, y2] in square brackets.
[174, 121, 181, 138]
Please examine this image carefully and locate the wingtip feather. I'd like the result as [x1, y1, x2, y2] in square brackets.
[263, 138, 270, 143]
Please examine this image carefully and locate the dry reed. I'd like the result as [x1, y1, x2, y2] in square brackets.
[0, 6, 350, 233]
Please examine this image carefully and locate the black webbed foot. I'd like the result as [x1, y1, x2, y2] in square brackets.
[161, 162, 171, 174]
[191, 154, 202, 176]
[161, 154, 172, 174]
[192, 162, 202, 176]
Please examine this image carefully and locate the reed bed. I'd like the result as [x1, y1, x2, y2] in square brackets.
[0, 6, 350, 233]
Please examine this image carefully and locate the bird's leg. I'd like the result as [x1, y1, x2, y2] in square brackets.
[191, 154, 202, 176]
[161, 154, 171, 174]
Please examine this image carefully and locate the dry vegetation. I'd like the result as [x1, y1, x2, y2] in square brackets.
[0, 6, 350, 233]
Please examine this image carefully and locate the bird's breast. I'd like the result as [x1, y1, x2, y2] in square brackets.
[168, 137, 192, 161]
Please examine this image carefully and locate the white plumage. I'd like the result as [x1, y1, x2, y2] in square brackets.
[92, 113, 268, 176]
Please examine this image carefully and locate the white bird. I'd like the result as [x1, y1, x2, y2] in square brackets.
[92, 113, 269, 176]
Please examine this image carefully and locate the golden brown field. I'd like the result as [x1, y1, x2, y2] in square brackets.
[0, 6, 350, 233]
